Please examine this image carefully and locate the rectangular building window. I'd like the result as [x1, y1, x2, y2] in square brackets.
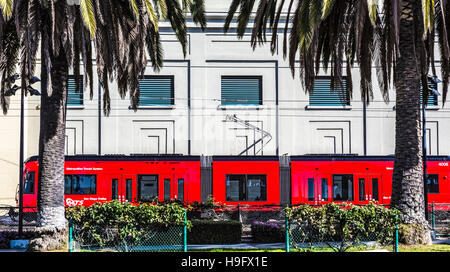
[332, 174, 354, 201]
[420, 80, 438, 106]
[67, 75, 84, 106]
[226, 174, 267, 202]
[427, 174, 439, 194]
[221, 76, 262, 105]
[139, 75, 174, 106]
[310, 76, 349, 106]
[64, 174, 97, 195]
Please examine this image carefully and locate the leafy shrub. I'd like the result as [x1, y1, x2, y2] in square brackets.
[188, 219, 242, 244]
[251, 220, 285, 243]
[65, 200, 188, 248]
[287, 202, 400, 252]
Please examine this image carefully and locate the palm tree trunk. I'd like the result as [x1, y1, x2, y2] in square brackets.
[28, 17, 69, 252]
[391, 0, 431, 245]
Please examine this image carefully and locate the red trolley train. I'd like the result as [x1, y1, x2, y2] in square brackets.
[19, 154, 450, 210]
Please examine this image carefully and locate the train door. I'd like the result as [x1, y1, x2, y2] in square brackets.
[160, 172, 187, 202]
[109, 174, 135, 203]
[305, 173, 328, 205]
[356, 174, 381, 204]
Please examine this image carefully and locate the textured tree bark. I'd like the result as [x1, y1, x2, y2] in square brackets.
[391, 0, 431, 245]
[28, 16, 69, 252]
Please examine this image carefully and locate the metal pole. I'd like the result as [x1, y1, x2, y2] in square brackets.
[18, 84, 25, 238]
[422, 103, 429, 220]
[69, 220, 73, 252]
[285, 211, 290, 252]
[394, 220, 399, 252]
[363, 95, 367, 156]
[183, 209, 187, 252]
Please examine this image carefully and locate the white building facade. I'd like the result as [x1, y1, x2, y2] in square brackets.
[0, 1, 448, 205]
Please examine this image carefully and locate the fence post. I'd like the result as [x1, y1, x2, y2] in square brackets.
[183, 209, 188, 252]
[68, 220, 73, 253]
[285, 210, 290, 252]
[394, 216, 399, 253]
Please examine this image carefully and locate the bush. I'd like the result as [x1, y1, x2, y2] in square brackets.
[287, 202, 400, 251]
[251, 220, 285, 243]
[65, 200, 188, 247]
[188, 220, 242, 244]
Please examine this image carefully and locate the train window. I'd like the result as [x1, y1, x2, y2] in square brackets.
[372, 178, 379, 201]
[226, 174, 267, 202]
[308, 178, 315, 201]
[359, 178, 365, 201]
[178, 179, 184, 202]
[111, 179, 119, 200]
[332, 174, 354, 201]
[138, 175, 158, 202]
[164, 179, 171, 201]
[24, 171, 35, 194]
[125, 179, 132, 202]
[64, 175, 97, 195]
[321, 178, 328, 201]
[247, 175, 267, 201]
[427, 174, 439, 194]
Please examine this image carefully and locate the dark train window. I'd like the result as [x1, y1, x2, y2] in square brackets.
[138, 175, 158, 202]
[164, 179, 171, 201]
[178, 179, 184, 201]
[321, 178, 328, 201]
[332, 174, 354, 201]
[372, 178, 379, 201]
[111, 179, 119, 200]
[427, 174, 439, 194]
[24, 171, 35, 194]
[308, 178, 315, 201]
[64, 174, 97, 195]
[226, 174, 267, 202]
[359, 178, 365, 201]
[126, 179, 133, 202]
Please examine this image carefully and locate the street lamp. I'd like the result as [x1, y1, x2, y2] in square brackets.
[4, 74, 40, 237]
[423, 75, 441, 221]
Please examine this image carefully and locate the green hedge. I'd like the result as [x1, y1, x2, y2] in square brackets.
[188, 220, 242, 244]
[251, 221, 285, 243]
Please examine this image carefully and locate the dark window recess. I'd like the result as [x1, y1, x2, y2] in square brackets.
[24, 171, 36, 194]
[64, 174, 97, 195]
[111, 179, 119, 200]
[427, 174, 439, 194]
[308, 178, 315, 201]
[359, 178, 365, 201]
[138, 175, 158, 202]
[321, 178, 328, 201]
[372, 178, 379, 201]
[332, 174, 354, 201]
[125, 179, 133, 202]
[164, 179, 171, 201]
[178, 179, 184, 202]
[310, 76, 350, 106]
[221, 76, 263, 105]
[139, 76, 174, 106]
[226, 174, 267, 202]
[67, 75, 84, 106]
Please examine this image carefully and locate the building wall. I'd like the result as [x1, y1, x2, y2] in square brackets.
[0, 1, 449, 205]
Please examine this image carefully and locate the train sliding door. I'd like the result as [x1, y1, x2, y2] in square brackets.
[356, 174, 381, 204]
[304, 173, 329, 205]
[109, 174, 135, 203]
[161, 173, 188, 202]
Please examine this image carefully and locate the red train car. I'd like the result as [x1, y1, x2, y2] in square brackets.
[290, 156, 450, 207]
[21, 155, 202, 209]
[18, 154, 450, 211]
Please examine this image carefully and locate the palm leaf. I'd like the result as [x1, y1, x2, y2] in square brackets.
[80, 0, 96, 37]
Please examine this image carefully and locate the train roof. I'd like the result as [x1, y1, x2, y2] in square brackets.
[25, 154, 450, 163]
